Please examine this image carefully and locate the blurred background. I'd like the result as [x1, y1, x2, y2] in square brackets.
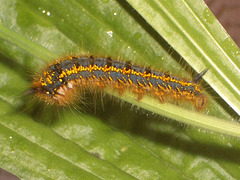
[204, 0, 240, 47]
[1, 0, 239, 179]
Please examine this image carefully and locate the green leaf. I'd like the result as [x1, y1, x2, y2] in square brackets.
[0, 0, 240, 179]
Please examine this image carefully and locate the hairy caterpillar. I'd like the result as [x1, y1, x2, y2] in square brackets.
[29, 56, 207, 109]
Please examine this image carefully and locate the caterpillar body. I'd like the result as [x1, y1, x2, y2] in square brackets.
[30, 56, 207, 109]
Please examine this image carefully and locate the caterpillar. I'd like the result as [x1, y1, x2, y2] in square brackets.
[29, 56, 207, 109]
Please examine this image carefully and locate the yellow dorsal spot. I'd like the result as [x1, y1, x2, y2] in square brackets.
[66, 69, 72, 76]
[125, 69, 131, 75]
[40, 77, 47, 86]
[163, 76, 170, 82]
[87, 66, 92, 73]
[43, 71, 48, 77]
[143, 73, 151, 78]
[103, 65, 111, 73]
[114, 67, 120, 73]
[46, 75, 53, 84]
[96, 66, 101, 71]
[121, 68, 126, 75]
[41, 82, 47, 86]
[46, 78, 52, 84]
[59, 71, 66, 78]
[48, 74, 52, 80]
[72, 65, 78, 73]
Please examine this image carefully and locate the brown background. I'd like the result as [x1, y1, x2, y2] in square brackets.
[205, 0, 240, 47]
[1, 0, 239, 179]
